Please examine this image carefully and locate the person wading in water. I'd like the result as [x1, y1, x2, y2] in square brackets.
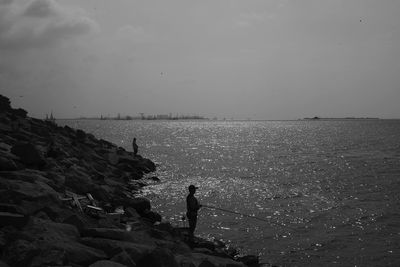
[186, 185, 202, 244]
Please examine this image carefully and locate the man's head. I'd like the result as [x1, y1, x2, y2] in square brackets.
[188, 184, 198, 194]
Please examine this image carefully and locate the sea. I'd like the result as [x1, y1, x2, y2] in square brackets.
[59, 119, 400, 266]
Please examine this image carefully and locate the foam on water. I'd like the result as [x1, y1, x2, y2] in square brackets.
[60, 119, 400, 266]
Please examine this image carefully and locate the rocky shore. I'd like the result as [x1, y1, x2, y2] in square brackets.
[0, 95, 261, 267]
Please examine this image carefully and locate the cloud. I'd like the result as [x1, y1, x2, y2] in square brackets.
[0, 0, 12, 5]
[115, 25, 154, 45]
[24, 0, 58, 17]
[236, 12, 266, 28]
[0, 0, 98, 50]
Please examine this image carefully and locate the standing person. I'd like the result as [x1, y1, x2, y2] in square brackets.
[186, 185, 202, 243]
[132, 137, 138, 156]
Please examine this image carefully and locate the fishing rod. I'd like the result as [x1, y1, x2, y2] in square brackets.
[203, 205, 271, 223]
[202, 204, 296, 230]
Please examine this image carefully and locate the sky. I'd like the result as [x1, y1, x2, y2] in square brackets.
[1, 0, 400, 120]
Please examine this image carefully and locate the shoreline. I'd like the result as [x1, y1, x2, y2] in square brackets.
[0, 94, 262, 267]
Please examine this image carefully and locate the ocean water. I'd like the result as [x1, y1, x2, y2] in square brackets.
[60, 119, 400, 266]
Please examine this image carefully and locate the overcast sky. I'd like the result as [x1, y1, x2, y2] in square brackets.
[1, 0, 400, 119]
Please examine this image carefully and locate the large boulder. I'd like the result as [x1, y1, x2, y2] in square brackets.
[0, 212, 28, 229]
[2, 239, 39, 267]
[0, 156, 18, 171]
[89, 260, 128, 267]
[10, 142, 46, 169]
[111, 252, 137, 267]
[20, 218, 107, 266]
[81, 237, 154, 261]
[191, 253, 246, 267]
[81, 228, 156, 246]
[115, 197, 151, 214]
[64, 164, 94, 194]
[0, 178, 58, 204]
[136, 247, 179, 267]
[0, 95, 11, 112]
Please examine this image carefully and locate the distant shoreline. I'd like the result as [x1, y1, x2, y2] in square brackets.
[302, 117, 380, 120]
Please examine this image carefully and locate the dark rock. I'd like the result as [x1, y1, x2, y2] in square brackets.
[76, 129, 86, 140]
[122, 197, 151, 214]
[81, 237, 154, 260]
[64, 164, 94, 194]
[236, 255, 259, 266]
[21, 218, 106, 266]
[150, 176, 161, 182]
[154, 222, 174, 234]
[10, 142, 46, 168]
[194, 239, 215, 251]
[0, 95, 11, 112]
[11, 108, 28, 118]
[111, 252, 137, 267]
[136, 247, 179, 267]
[3, 239, 39, 267]
[89, 260, 128, 267]
[0, 212, 28, 229]
[81, 228, 155, 246]
[63, 214, 86, 232]
[174, 255, 196, 267]
[18, 200, 62, 219]
[198, 259, 216, 267]
[192, 253, 246, 267]
[0, 179, 59, 205]
[0, 260, 10, 267]
[0, 156, 18, 171]
[44, 170, 66, 191]
[0, 203, 22, 213]
[142, 210, 162, 223]
[30, 249, 67, 267]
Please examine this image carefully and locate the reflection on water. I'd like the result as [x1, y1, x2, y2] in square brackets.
[60, 119, 400, 266]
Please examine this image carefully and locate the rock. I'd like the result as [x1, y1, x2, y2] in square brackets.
[111, 252, 137, 267]
[0, 156, 17, 171]
[11, 108, 28, 118]
[194, 239, 216, 251]
[236, 255, 259, 266]
[198, 259, 216, 267]
[63, 214, 86, 232]
[44, 170, 65, 191]
[23, 217, 80, 241]
[30, 249, 67, 267]
[76, 129, 86, 140]
[10, 142, 46, 169]
[120, 197, 151, 214]
[174, 255, 196, 267]
[192, 253, 246, 267]
[0, 260, 10, 267]
[80, 237, 154, 261]
[150, 176, 161, 182]
[0, 179, 58, 204]
[81, 228, 155, 246]
[136, 247, 179, 267]
[0, 212, 28, 229]
[3, 239, 39, 267]
[142, 210, 162, 223]
[18, 200, 62, 219]
[21, 218, 107, 266]
[0, 95, 11, 112]
[89, 260, 128, 267]
[64, 164, 94, 194]
[124, 207, 141, 220]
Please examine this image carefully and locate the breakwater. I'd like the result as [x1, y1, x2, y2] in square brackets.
[0, 95, 260, 267]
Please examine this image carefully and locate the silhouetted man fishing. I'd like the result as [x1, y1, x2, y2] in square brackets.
[186, 185, 202, 242]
